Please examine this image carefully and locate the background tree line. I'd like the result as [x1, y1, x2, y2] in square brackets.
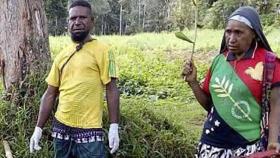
[46, 0, 280, 36]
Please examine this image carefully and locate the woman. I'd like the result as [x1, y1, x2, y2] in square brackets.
[182, 6, 280, 158]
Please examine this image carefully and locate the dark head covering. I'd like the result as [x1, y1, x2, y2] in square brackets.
[220, 6, 272, 53]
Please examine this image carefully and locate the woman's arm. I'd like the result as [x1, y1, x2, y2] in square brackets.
[182, 60, 212, 111]
[268, 87, 280, 151]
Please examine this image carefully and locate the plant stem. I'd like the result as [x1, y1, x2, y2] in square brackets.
[191, 4, 198, 61]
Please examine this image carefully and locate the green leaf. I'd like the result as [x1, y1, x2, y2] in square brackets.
[218, 94, 228, 97]
[211, 84, 220, 88]
[221, 76, 226, 86]
[175, 32, 194, 44]
[214, 89, 224, 93]
[224, 80, 229, 90]
[215, 77, 220, 84]
[228, 84, 233, 94]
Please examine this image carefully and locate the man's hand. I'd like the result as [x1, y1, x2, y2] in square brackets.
[29, 126, 42, 153]
[108, 123, 119, 154]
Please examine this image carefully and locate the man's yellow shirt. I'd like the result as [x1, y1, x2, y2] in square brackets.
[46, 39, 118, 128]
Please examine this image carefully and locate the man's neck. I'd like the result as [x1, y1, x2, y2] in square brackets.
[73, 35, 92, 44]
[83, 35, 92, 43]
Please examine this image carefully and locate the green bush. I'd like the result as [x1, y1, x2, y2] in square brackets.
[261, 13, 276, 27]
[0, 97, 203, 158]
[103, 98, 202, 158]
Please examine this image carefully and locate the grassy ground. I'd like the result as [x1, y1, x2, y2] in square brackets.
[1, 28, 280, 157]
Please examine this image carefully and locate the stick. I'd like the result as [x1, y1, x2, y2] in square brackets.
[191, 3, 198, 61]
[3, 140, 13, 158]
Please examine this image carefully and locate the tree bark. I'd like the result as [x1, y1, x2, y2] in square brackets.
[119, 3, 123, 35]
[142, 1, 146, 30]
[0, 0, 50, 103]
[138, 0, 141, 27]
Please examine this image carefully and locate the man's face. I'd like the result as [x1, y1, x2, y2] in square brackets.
[225, 20, 256, 56]
[68, 6, 93, 42]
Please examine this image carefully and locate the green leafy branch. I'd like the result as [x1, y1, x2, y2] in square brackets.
[175, 0, 198, 60]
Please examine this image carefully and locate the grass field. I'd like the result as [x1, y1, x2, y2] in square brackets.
[50, 28, 280, 56]
[1, 28, 280, 157]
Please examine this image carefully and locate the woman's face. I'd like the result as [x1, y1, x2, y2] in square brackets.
[225, 20, 256, 57]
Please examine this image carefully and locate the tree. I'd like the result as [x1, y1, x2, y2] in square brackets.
[0, 0, 51, 104]
[42, 0, 280, 34]
[91, 0, 111, 34]
[45, 0, 68, 35]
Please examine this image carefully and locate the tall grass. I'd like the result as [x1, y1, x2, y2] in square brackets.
[50, 28, 280, 58]
[50, 29, 223, 56]
[1, 28, 280, 157]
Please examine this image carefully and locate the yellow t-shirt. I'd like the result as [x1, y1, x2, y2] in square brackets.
[46, 39, 118, 128]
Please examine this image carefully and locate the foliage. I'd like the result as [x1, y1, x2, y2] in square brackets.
[44, 0, 68, 36]
[202, 0, 280, 29]
[1, 29, 280, 157]
[0, 31, 206, 157]
[0, 97, 203, 157]
[103, 98, 204, 157]
[47, 29, 280, 99]
[43, 0, 280, 35]
[0, 73, 52, 158]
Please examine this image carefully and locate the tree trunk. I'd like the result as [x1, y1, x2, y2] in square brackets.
[55, 16, 58, 36]
[138, 0, 141, 27]
[101, 16, 104, 35]
[142, 3, 146, 30]
[119, 3, 123, 35]
[0, 0, 51, 103]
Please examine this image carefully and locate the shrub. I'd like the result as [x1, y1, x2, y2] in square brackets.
[103, 98, 201, 158]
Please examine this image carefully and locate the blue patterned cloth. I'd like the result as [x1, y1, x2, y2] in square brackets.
[52, 118, 104, 143]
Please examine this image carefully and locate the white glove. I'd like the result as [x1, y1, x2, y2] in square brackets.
[29, 126, 42, 153]
[108, 123, 120, 154]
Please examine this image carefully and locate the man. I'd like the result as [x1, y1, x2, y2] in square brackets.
[182, 6, 280, 158]
[29, 1, 120, 157]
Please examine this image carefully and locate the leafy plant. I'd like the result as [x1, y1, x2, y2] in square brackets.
[175, 0, 198, 60]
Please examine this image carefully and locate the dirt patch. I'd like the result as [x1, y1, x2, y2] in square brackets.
[164, 48, 218, 64]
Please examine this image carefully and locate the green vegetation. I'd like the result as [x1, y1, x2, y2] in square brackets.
[1, 29, 280, 157]
[46, 0, 280, 35]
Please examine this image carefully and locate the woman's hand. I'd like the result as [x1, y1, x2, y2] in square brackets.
[267, 142, 280, 153]
[181, 59, 197, 84]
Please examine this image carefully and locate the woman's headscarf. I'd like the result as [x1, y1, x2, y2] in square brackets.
[220, 6, 272, 53]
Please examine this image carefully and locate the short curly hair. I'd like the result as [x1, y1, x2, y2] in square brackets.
[69, 0, 91, 9]
[68, 0, 93, 18]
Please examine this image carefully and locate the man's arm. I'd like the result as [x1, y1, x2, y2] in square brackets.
[30, 85, 58, 153]
[36, 85, 59, 128]
[268, 87, 280, 151]
[106, 78, 120, 123]
[106, 78, 120, 154]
